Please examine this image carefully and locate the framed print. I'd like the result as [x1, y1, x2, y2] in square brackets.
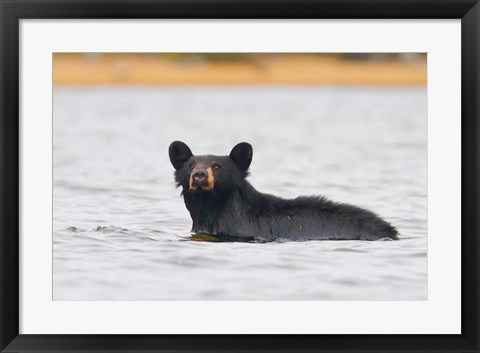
[0, 0, 479, 352]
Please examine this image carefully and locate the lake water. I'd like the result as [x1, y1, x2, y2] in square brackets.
[53, 86, 427, 300]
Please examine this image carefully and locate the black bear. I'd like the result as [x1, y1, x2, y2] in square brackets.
[169, 141, 398, 242]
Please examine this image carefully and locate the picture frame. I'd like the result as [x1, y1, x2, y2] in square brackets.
[0, 0, 478, 352]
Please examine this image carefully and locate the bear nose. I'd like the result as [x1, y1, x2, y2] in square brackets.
[192, 169, 208, 182]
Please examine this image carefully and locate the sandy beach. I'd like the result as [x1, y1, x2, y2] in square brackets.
[53, 54, 427, 86]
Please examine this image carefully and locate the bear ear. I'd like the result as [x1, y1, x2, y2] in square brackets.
[169, 141, 193, 170]
[229, 142, 253, 172]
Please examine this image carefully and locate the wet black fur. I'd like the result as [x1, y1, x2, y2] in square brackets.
[169, 141, 398, 242]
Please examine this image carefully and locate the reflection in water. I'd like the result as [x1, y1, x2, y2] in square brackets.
[53, 86, 427, 300]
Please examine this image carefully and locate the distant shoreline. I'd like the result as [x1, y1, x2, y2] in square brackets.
[53, 54, 427, 86]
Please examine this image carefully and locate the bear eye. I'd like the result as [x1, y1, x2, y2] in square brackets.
[212, 163, 221, 169]
[189, 164, 195, 170]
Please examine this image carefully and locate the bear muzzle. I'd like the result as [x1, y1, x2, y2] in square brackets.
[189, 167, 214, 191]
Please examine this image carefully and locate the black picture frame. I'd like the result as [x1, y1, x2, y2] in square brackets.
[1, 1, 478, 352]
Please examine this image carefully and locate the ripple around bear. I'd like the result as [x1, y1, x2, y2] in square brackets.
[169, 141, 398, 242]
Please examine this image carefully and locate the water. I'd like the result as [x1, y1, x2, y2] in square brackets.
[53, 86, 427, 300]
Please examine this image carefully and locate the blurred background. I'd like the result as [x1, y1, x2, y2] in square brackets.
[53, 53, 426, 85]
[53, 53, 427, 301]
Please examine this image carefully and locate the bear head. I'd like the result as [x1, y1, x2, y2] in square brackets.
[168, 141, 253, 194]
